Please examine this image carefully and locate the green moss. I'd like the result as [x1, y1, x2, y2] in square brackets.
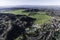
[15, 35, 23, 40]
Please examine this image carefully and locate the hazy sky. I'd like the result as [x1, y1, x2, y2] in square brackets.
[0, 0, 60, 6]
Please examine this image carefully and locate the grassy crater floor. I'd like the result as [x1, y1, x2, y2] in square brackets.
[29, 14, 51, 24]
[7, 10, 51, 25]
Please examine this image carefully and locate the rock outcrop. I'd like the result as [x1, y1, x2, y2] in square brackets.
[0, 13, 60, 40]
[0, 13, 36, 40]
[25, 17, 60, 40]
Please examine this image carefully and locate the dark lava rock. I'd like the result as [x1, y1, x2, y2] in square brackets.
[25, 18, 60, 40]
[0, 13, 60, 40]
[0, 13, 36, 40]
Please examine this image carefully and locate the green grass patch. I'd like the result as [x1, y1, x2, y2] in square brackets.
[29, 14, 51, 24]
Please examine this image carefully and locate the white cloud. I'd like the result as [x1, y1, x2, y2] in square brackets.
[0, 0, 60, 6]
[0, 0, 22, 6]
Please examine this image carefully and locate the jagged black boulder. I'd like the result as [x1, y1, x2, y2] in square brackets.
[0, 13, 36, 40]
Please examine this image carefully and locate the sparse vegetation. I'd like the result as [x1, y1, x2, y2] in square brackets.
[7, 10, 51, 25]
[0, 8, 60, 40]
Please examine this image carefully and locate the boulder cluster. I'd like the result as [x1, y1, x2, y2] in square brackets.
[0, 13, 36, 40]
[0, 13, 60, 40]
[25, 17, 60, 40]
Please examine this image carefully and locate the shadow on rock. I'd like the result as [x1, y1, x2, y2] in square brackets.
[3, 14, 36, 40]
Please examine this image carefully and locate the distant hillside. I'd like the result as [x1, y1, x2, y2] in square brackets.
[0, 5, 60, 11]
